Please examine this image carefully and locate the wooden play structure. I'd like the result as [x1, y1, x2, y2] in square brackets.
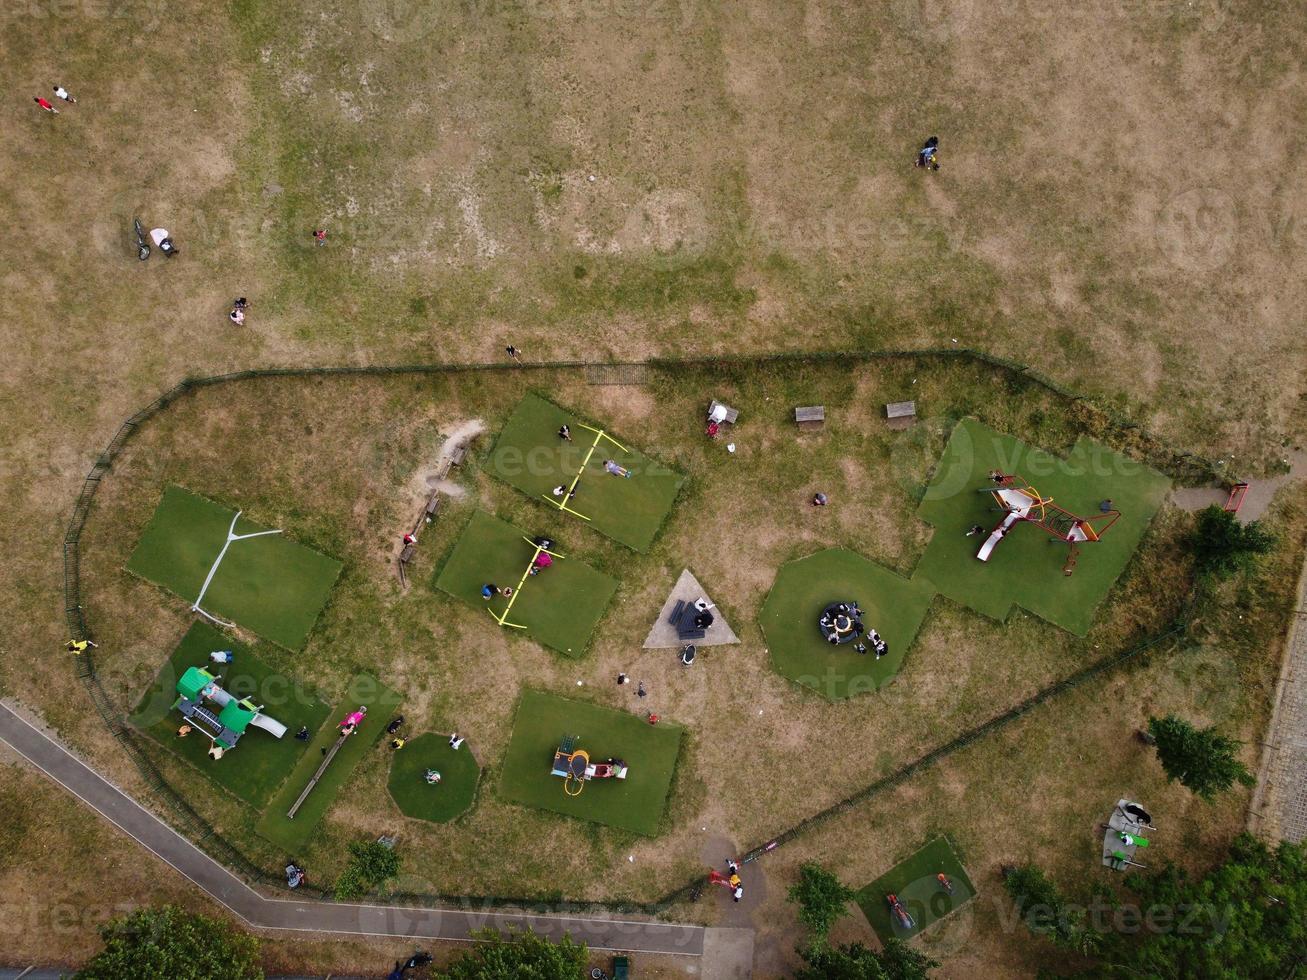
[398, 439, 472, 587]
[976, 472, 1120, 575]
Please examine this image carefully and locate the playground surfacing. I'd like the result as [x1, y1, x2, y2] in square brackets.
[485, 392, 685, 552]
[499, 690, 682, 836]
[256, 674, 401, 851]
[435, 510, 619, 658]
[126, 485, 342, 650]
[388, 733, 480, 824]
[856, 837, 976, 943]
[130, 623, 332, 808]
[914, 420, 1171, 636]
[760, 549, 935, 700]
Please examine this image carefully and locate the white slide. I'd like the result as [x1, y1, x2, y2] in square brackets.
[977, 511, 1021, 562]
[202, 683, 287, 738]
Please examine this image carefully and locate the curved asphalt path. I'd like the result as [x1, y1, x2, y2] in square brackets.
[0, 701, 705, 956]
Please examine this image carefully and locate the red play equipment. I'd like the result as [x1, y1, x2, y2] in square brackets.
[887, 893, 916, 929]
[1224, 483, 1249, 513]
[975, 472, 1120, 576]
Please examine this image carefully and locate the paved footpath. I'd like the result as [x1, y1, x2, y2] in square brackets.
[1253, 564, 1307, 843]
[0, 701, 705, 957]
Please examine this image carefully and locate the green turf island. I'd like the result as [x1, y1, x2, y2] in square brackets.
[760, 549, 936, 700]
[435, 510, 619, 658]
[256, 674, 401, 851]
[498, 690, 682, 836]
[126, 485, 342, 650]
[913, 420, 1171, 636]
[130, 622, 332, 808]
[856, 837, 977, 943]
[388, 733, 481, 823]
[485, 392, 685, 552]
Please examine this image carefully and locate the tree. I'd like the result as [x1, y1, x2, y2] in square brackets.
[787, 862, 856, 943]
[75, 906, 261, 980]
[1190, 505, 1274, 578]
[1002, 864, 1101, 954]
[439, 927, 587, 979]
[1108, 834, 1307, 977]
[794, 939, 937, 979]
[1148, 714, 1255, 800]
[334, 839, 401, 900]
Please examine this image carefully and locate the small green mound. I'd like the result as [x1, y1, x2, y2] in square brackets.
[760, 549, 935, 700]
[388, 733, 480, 823]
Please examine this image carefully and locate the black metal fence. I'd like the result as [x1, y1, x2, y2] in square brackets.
[60, 349, 1207, 914]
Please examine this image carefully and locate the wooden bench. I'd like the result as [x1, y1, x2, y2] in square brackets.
[708, 399, 739, 425]
[423, 494, 442, 521]
[399, 542, 417, 564]
[448, 445, 467, 466]
[886, 400, 917, 420]
[795, 405, 825, 430]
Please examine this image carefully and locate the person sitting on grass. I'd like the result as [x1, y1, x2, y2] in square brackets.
[390, 736, 406, 750]
[552, 484, 578, 499]
[915, 136, 940, 170]
[425, 769, 441, 784]
[295, 726, 310, 741]
[449, 732, 465, 750]
[812, 492, 829, 506]
[558, 424, 572, 442]
[603, 459, 632, 478]
[386, 715, 404, 736]
[481, 583, 502, 600]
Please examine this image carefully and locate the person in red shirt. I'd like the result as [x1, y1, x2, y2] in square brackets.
[34, 97, 58, 114]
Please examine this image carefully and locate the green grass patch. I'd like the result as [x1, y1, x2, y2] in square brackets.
[913, 420, 1172, 636]
[498, 690, 682, 836]
[760, 549, 936, 700]
[256, 675, 401, 852]
[129, 622, 332, 808]
[126, 485, 342, 650]
[434, 510, 619, 657]
[485, 392, 685, 552]
[856, 837, 977, 943]
[388, 733, 480, 824]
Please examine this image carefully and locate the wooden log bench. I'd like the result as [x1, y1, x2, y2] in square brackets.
[423, 494, 442, 521]
[794, 405, 825, 430]
[399, 542, 417, 564]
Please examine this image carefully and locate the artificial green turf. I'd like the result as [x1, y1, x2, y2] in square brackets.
[760, 549, 936, 700]
[498, 690, 682, 836]
[255, 675, 401, 852]
[856, 837, 977, 943]
[130, 622, 332, 808]
[913, 420, 1171, 636]
[388, 733, 480, 824]
[434, 510, 619, 658]
[485, 392, 685, 552]
[126, 485, 343, 650]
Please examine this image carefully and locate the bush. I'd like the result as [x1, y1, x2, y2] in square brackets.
[75, 906, 261, 980]
[787, 862, 856, 943]
[334, 839, 401, 900]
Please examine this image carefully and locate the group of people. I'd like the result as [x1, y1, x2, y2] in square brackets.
[383, 714, 465, 784]
[708, 858, 745, 902]
[854, 628, 889, 660]
[228, 297, 248, 325]
[33, 85, 77, 114]
[819, 601, 865, 645]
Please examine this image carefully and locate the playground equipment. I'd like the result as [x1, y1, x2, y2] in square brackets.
[818, 601, 865, 646]
[172, 665, 286, 758]
[976, 472, 1120, 575]
[287, 707, 364, 818]
[1224, 482, 1250, 513]
[550, 734, 627, 797]
[489, 536, 565, 630]
[541, 421, 628, 522]
[1101, 798, 1156, 871]
[887, 893, 916, 930]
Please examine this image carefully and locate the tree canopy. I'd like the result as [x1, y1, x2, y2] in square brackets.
[438, 928, 587, 979]
[1147, 714, 1255, 800]
[794, 939, 937, 980]
[787, 862, 856, 942]
[1190, 505, 1274, 578]
[74, 906, 261, 980]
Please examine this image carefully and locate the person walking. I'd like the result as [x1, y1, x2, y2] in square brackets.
[34, 97, 58, 114]
[637, 681, 647, 698]
[53, 86, 76, 104]
[505, 345, 522, 362]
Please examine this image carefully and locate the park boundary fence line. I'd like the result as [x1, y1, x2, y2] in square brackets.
[60, 349, 1214, 915]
